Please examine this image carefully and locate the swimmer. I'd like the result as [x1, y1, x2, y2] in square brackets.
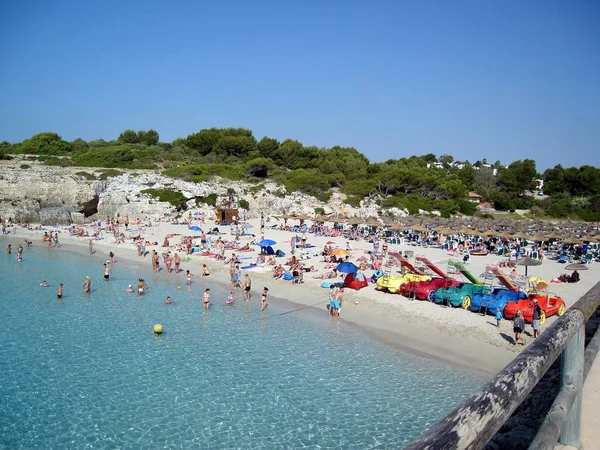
[226, 291, 235, 305]
[6, 244, 11, 254]
[57, 283, 63, 299]
[83, 276, 91, 293]
[40, 280, 49, 287]
[165, 296, 173, 305]
[203, 288, 211, 309]
[126, 284, 134, 293]
[260, 287, 268, 311]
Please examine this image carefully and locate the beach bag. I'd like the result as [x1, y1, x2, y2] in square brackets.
[276, 249, 285, 257]
[283, 273, 293, 281]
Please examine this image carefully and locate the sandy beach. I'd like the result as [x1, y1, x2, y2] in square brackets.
[5, 215, 599, 376]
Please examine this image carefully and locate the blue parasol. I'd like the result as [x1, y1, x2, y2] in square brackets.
[258, 239, 276, 247]
[337, 262, 358, 273]
[189, 225, 202, 232]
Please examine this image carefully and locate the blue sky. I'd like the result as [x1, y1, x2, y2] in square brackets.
[0, 0, 598, 171]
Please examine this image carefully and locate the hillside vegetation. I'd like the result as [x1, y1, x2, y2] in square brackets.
[1, 129, 599, 221]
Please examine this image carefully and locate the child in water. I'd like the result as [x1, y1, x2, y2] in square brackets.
[40, 280, 49, 287]
[226, 291, 235, 305]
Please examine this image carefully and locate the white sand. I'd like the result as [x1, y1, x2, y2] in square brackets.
[6, 216, 600, 375]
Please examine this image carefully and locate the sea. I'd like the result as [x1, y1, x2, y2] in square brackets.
[0, 241, 488, 449]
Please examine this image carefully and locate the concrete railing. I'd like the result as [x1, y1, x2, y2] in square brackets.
[404, 281, 600, 450]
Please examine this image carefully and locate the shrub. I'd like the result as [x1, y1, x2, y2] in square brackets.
[20, 164, 31, 169]
[195, 193, 218, 207]
[314, 207, 325, 215]
[98, 169, 123, 180]
[238, 199, 249, 210]
[140, 189, 187, 207]
[75, 171, 97, 180]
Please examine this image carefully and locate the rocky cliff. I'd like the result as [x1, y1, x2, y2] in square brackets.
[0, 158, 408, 224]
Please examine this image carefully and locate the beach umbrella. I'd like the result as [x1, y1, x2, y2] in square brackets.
[258, 239, 276, 247]
[241, 223, 253, 229]
[193, 212, 203, 216]
[337, 261, 358, 274]
[189, 225, 202, 232]
[516, 257, 542, 276]
[565, 263, 589, 271]
[326, 241, 335, 245]
[331, 249, 350, 256]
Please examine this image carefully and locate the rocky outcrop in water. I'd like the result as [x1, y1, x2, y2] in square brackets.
[0, 158, 408, 224]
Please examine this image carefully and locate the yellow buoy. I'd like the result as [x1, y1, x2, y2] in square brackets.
[153, 324, 163, 334]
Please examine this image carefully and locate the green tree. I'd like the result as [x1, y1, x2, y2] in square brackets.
[257, 137, 280, 159]
[15, 132, 71, 155]
[543, 165, 565, 195]
[497, 159, 537, 195]
[71, 138, 89, 152]
[118, 129, 140, 144]
[137, 129, 160, 146]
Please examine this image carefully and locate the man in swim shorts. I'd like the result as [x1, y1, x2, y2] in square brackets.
[103, 263, 110, 280]
[203, 288, 211, 309]
[57, 283, 63, 299]
[243, 274, 251, 301]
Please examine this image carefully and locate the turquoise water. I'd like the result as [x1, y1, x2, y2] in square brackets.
[0, 241, 486, 449]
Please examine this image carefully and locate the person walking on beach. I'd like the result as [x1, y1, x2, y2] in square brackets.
[243, 274, 251, 301]
[495, 308, 503, 327]
[88, 239, 93, 255]
[57, 283, 63, 299]
[532, 300, 542, 338]
[260, 212, 265, 233]
[513, 310, 526, 345]
[152, 251, 160, 272]
[203, 288, 211, 309]
[260, 287, 268, 311]
[83, 276, 91, 294]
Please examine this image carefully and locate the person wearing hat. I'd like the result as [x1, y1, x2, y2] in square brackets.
[532, 299, 542, 338]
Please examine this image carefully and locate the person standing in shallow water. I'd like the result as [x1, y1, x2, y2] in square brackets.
[88, 240, 93, 255]
[57, 283, 63, 299]
[243, 274, 251, 301]
[260, 287, 268, 311]
[203, 288, 211, 309]
[83, 276, 91, 293]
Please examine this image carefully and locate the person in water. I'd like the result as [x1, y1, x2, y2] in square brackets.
[57, 283, 63, 299]
[203, 288, 211, 309]
[126, 284, 134, 293]
[165, 296, 173, 305]
[260, 287, 268, 311]
[103, 263, 110, 280]
[40, 280, 49, 287]
[226, 291, 234, 305]
[83, 276, 91, 293]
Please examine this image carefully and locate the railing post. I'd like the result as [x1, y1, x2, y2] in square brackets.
[559, 325, 585, 447]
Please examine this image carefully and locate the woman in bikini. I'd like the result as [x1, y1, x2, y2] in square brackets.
[260, 287, 268, 311]
[203, 288, 211, 309]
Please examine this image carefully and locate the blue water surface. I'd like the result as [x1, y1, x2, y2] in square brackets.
[0, 242, 487, 449]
